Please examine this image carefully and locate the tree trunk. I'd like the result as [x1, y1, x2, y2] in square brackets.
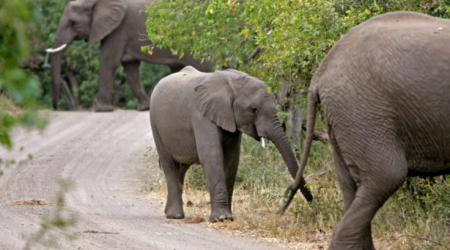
[288, 86, 304, 148]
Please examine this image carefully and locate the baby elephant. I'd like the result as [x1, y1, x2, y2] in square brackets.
[150, 66, 312, 222]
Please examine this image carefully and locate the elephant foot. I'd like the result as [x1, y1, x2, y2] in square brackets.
[137, 102, 150, 111]
[209, 213, 233, 223]
[166, 213, 185, 219]
[165, 203, 185, 219]
[95, 104, 115, 112]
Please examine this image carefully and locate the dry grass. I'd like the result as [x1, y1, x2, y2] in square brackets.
[145, 135, 450, 250]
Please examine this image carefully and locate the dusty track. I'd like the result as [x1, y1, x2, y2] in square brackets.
[0, 111, 283, 250]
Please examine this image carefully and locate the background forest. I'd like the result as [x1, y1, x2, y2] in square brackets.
[2, 0, 450, 249]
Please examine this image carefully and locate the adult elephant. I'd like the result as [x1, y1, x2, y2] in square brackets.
[150, 66, 313, 222]
[46, 0, 211, 112]
[280, 11, 450, 249]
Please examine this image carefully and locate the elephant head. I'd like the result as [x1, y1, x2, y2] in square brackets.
[46, 0, 127, 109]
[195, 69, 313, 201]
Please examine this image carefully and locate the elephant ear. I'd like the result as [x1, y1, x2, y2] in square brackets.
[195, 72, 237, 133]
[88, 0, 127, 44]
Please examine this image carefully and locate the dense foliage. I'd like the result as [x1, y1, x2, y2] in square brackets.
[144, 0, 449, 93]
[0, 0, 44, 149]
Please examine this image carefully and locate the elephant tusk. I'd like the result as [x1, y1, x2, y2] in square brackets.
[261, 137, 265, 148]
[45, 44, 67, 53]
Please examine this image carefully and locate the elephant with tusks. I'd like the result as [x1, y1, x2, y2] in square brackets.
[46, 0, 211, 112]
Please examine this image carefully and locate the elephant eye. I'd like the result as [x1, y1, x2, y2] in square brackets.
[71, 21, 76, 26]
[251, 108, 258, 115]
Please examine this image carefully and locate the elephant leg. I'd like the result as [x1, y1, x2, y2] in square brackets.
[178, 163, 190, 195]
[331, 130, 357, 211]
[222, 132, 242, 217]
[333, 149, 375, 249]
[122, 61, 150, 111]
[334, 150, 356, 212]
[96, 62, 117, 112]
[329, 144, 407, 250]
[96, 52, 121, 112]
[194, 124, 230, 222]
[96, 36, 125, 112]
[152, 129, 185, 219]
[161, 159, 187, 219]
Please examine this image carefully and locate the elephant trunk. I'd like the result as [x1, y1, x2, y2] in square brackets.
[50, 50, 64, 110]
[47, 9, 75, 110]
[266, 116, 313, 202]
[48, 27, 73, 109]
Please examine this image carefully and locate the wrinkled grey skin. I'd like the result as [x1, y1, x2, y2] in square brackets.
[49, 0, 210, 112]
[287, 12, 450, 250]
[150, 66, 313, 222]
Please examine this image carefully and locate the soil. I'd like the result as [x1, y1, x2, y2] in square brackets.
[0, 111, 284, 250]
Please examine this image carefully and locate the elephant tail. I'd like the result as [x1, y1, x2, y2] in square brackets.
[278, 84, 319, 215]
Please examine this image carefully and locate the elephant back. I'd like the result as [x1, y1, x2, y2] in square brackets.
[158, 66, 204, 88]
[150, 66, 207, 108]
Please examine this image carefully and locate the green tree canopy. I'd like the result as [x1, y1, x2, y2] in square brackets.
[144, 0, 449, 94]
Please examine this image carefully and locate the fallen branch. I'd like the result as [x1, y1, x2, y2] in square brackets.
[83, 230, 119, 234]
[247, 47, 262, 61]
[302, 124, 329, 142]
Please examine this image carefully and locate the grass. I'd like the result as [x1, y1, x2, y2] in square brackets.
[146, 135, 450, 249]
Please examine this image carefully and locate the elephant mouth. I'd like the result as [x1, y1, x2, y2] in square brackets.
[252, 125, 264, 145]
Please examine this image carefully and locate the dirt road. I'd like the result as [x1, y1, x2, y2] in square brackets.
[0, 111, 284, 250]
